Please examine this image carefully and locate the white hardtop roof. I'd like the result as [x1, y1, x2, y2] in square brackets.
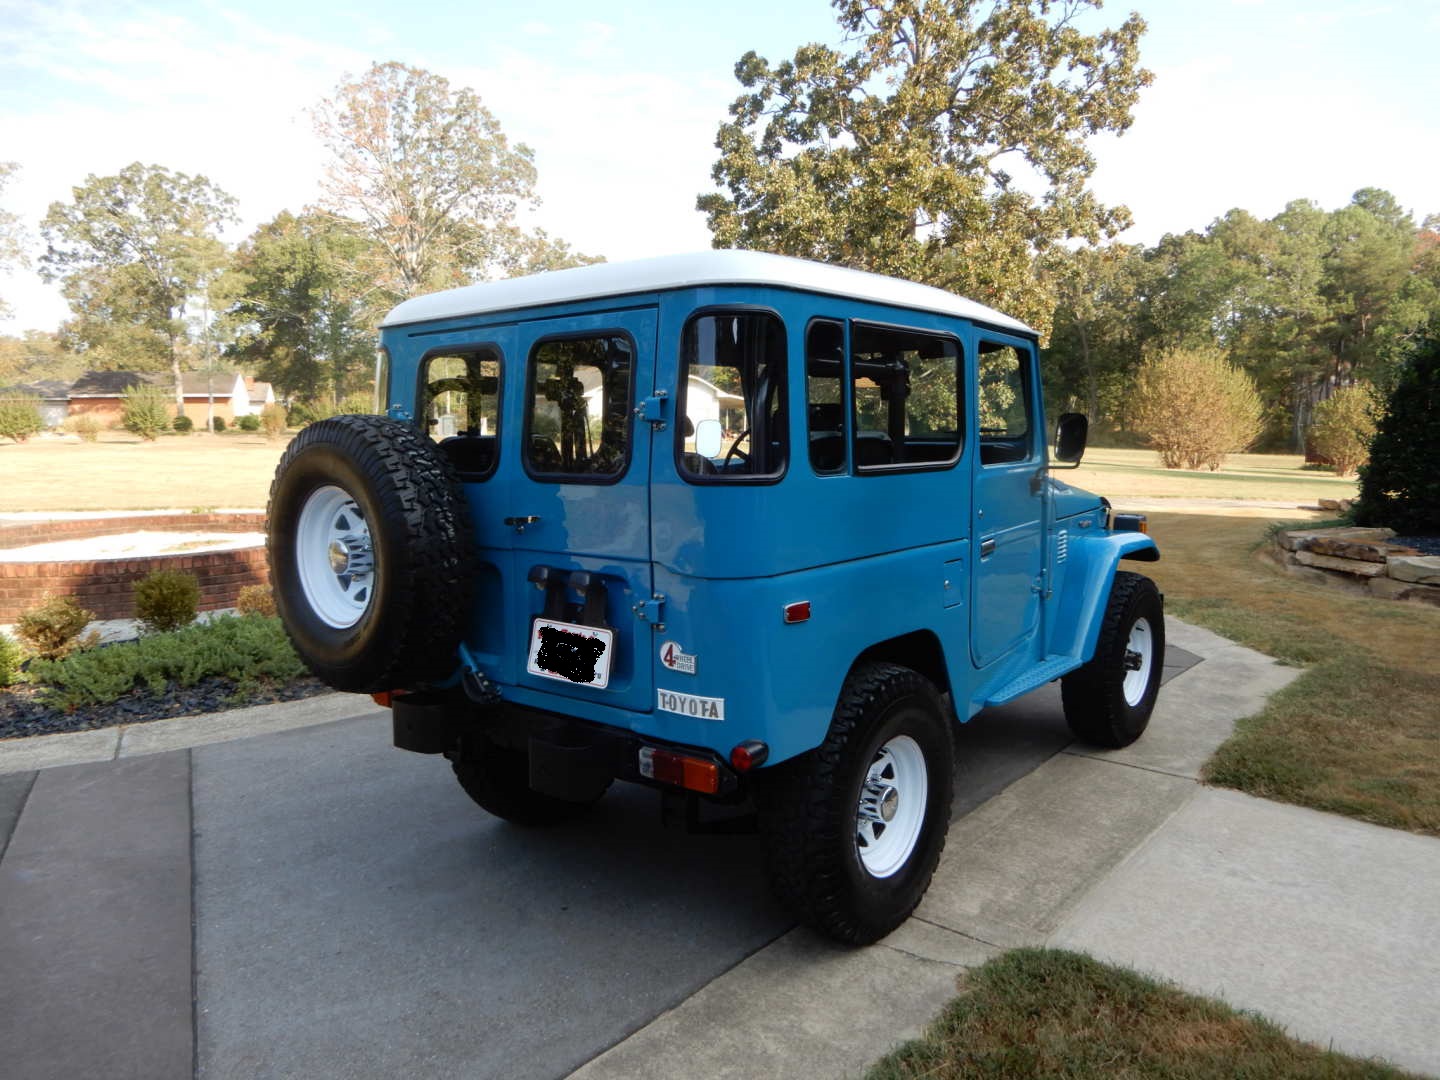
[380, 250, 1034, 335]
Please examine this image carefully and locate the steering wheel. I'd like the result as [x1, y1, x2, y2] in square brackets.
[723, 429, 750, 470]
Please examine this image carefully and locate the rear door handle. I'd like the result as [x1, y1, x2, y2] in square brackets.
[980, 538, 997, 558]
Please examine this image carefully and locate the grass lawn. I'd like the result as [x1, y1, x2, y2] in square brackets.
[1143, 508, 1440, 836]
[867, 949, 1419, 1079]
[1069, 446, 1359, 503]
[0, 430, 291, 511]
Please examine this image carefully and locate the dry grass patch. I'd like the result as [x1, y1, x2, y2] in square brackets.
[868, 949, 1416, 1079]
[0, 431, 290, 511]
[1143, 510, 1440, 835]
[1071, 447, 1359, 503]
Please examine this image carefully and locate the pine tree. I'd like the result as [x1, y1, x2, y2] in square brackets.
[1355, 336, 1440, 534]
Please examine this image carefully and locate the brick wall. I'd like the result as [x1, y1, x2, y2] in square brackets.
[0, 514, 270, 621]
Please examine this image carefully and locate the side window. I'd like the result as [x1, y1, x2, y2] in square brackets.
[806, 320, 845, 474]
[850, 323, 962, 471]
[525, 334, 633, 481]
[422, 349, 501, 478]
[978, 342, 1033, 465]
[678, 311, 787, 481]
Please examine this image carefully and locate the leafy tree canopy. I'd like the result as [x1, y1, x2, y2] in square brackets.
[313, 61, 600, 306]
[40, 163, 236, 401]
[0, 162, 28, 319]
[698, 0, 1152, 334]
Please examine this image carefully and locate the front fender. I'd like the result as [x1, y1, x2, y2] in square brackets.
[1049, 532, 1160, 662]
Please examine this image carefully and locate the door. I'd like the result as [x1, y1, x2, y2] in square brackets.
[970, 337, 1044, 668]
[501, 307, 659, 713]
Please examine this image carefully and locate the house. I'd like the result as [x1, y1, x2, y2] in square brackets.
[243, 377, 275, 416]
[0, 379, 72, 429]
[177, 372, 248, 423]
[66, 371, 164, 425]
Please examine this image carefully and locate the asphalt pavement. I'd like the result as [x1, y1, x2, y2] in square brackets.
[3, 619, 1437, 1079]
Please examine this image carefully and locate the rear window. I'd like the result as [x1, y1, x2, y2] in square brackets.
[677, 311, 787, 482]
[422, 348, 501, 478]
[524, 334, 634, 481]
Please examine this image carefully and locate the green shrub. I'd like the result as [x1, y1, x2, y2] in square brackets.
[133, 570, 200, 634]
[1129, 347, 1263, 470]
[1356, 335, 1440, 534]
[65, 414, 102, 442]
[286, 401, 319, 428]
[16, 595, 97, 660]
[172, 413, 194, 433]
[236, 413, 261, 432]
[235, 584, 277, 617]
[337, 392, 373, 415]
[209, 414, 227, 432]
[121, 384, 172, 441]
[0, 631, 21, 687]
[0, 393, 44, 443]
[26, 615, 308, 711]
[261, 403, 288, 439]
[1308, 385, 1377, 477]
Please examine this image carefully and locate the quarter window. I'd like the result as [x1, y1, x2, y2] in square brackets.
[805, 320, 846, 474]
[678, 312, 787, 480]
[422, 349, 501, 478]
[525, 335, 633, 480]
[850, 323, 962, 470]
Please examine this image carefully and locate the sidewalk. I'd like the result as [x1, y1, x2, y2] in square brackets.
[2, 619, 1436, 1079]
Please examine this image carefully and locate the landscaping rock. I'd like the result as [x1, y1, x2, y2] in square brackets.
[1368, 577, 1440, 606]
[1386, 555, 1440, 586]
[1292, 550, 1388, 577]
[1306, 537, 1415, 562]
[1318, 498, 1344, 511]
[1276, 526, 1394, 552]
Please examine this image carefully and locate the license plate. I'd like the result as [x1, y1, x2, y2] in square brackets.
[526, 618, 614, 689]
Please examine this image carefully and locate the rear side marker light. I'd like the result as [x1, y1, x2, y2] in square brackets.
[783, 601, 811, 623]
[730, 740, 769, 772]
[638, 746, 720, 794]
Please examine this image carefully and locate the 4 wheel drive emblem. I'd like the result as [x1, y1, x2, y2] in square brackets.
[659, 641, 697, 675]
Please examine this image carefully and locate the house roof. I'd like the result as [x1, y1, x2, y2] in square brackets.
[0, 379, 71, 401]
[381, 250, 1034, 335]
[179, 372, 243, 397]
[247, 380, 274, 404]
[68, 371, 164, 397]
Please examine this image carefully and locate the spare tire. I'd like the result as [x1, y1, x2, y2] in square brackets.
[267, 414, 476, 693]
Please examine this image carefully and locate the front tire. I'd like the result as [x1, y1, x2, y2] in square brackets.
[1061, 571, 1165, 748]
[757, 663, 955, 945]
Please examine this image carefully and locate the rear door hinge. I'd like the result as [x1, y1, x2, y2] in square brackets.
[633, 593, 666, 629]
[636, 391, 668, 430]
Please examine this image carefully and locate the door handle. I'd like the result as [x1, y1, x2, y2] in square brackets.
[980, 538, 997, 558]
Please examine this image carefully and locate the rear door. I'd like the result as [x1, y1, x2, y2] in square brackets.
[502, 308, 658, 713]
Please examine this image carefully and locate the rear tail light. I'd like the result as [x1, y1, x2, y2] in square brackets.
[638, 746, 720, 794]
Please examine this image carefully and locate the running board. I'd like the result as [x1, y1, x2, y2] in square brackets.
[985, 656, 1079, 707]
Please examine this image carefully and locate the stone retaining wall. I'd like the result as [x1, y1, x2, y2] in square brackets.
[1272, 527, 1440, 606]
[0, 514, 270, 621]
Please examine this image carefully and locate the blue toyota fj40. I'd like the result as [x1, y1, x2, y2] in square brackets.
[268, 251, 1162, 944]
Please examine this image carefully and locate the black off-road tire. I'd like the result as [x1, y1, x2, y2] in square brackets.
[267, 414, 475, 693]
[1061, 570, 1165, 748]
[756, 663, 955, 945]
[447, 734, 608, 827]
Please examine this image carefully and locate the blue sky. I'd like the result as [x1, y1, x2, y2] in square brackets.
[2, 0, 1437, 332]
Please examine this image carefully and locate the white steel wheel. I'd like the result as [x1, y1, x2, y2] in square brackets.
[294, 484, 376, 629]
[855, 734, 929, 879]
[1121, 616, 1155, 708]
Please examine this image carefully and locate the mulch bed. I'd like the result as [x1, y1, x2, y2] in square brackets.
[1391, 535, 1440, 556]
[0, 675, 332, 742]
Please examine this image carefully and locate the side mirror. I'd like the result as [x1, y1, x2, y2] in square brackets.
[1053, 412, 1088, 467]
[694, 417, 724, 459]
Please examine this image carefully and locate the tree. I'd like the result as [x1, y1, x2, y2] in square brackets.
[697, 0, 1152, 334]
[1129, 347, 1262, 470]
[221, 212, 375, 406]
[1307, 384, 1376, 476]
[313, 61, 599, 306]
[0, 162, 28, 319]
[1354, 336, 1440, 535]
[40, 163, 236, 406]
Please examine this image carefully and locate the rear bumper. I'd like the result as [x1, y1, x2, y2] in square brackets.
[391, 691, 742, 798]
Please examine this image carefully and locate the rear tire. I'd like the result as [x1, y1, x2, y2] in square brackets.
[1061, 571, 1164, 748]
[757, 663, 954, 944]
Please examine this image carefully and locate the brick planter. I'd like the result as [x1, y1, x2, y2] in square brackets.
[0, 514, 269, 622]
